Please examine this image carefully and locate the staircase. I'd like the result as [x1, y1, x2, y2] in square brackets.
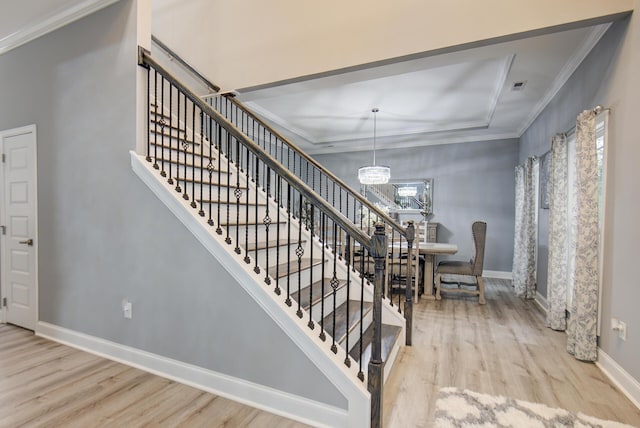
[136, 45, 417, 428]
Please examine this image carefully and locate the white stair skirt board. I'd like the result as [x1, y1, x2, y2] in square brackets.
[36, 322, 347, 428]
[130, 152, 369, 427]
[597, 348, 640, 411]
[483, 270, 512, 280]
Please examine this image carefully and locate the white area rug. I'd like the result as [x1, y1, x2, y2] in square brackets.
[434, 387, 637, 428]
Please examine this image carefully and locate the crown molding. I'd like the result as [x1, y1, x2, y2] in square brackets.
[517, 23, 611, 136]
[0, 0, 122, 56]
[306, 131, 520, 155]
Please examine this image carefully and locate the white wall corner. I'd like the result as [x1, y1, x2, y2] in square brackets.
[35, 321, 348, 428]
[0, 308, 4, 323]
[483, 270, 512, 280]
[535, 291, 548, 313]
[596, 348, 640, 411]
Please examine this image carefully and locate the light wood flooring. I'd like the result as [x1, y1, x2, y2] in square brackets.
[0, 326, 308, 428]
[1, 278, 639, 427]
[383, 278, 640, 427]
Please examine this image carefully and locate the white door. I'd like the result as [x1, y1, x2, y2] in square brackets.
[1, 125, 38, 330]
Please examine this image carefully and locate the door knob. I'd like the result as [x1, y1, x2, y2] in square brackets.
[19, 239, 33, 246]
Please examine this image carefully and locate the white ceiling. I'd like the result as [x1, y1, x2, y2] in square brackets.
[0, 0, 120, 55]
[238, 24, 610, 154]
[0, 2, 611, 156]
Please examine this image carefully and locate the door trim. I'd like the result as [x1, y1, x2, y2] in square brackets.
[0, 124, 39, 327]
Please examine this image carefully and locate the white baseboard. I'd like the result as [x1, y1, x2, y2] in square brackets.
[596, 347, 640, 410]
[36, 321, 347, 428]
[535, 291, 548, 313]
[483, 270, 512, 280]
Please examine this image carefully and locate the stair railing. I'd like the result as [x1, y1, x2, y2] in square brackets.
[209, 94, 416, 346]
[139, 44, 416, 427]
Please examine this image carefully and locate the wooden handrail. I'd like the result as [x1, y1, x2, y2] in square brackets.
[139, 47, 371, 248]
[221, 94, 408, 239]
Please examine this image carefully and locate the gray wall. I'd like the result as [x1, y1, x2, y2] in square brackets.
[314, 138, 519, 272]
[520, 22, 627, 299]
[0, 0, 345, 409]
[520, 16, 640, 381]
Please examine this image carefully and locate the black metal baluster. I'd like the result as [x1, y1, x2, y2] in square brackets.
[358, 238, 365, 381]
[274, 176, 282, 296]
[198, 111, 205, 217]
[146, 68, 151, 163]
[263, 168, 272, 285]
[244, 147, 251, 264]
[388, 229, 395, 307]
[224, 133, 231, 244]
[319, 213, 326, 342]
[345, 232, 351, 368]
[206, 115, 214, 226]
[167, 83, 174, 185]
[285, 184, 292, 307]
[308, 204, 315, 330]
[190, 105, 197, 209]
[152, 70, 159, 169]
[216, 122, 223, 235]
[159, 76, 166, 177]
[234, 138, 242, 254]
[330, 221, 339, 354]
[181, 95, 189, 201]
[174, 90, 182, 193]
[253, 158, 260, 274]
[295, 193, 304, 319]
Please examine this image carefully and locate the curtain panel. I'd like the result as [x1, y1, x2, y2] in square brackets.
[567, 110, 600, 361]
[513, 158, 538, 299]
[546, 134, 569, 331]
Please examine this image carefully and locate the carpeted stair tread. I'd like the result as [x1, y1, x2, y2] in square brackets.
[291, 278, 348, 310]
[267, 258, 325, 280]
[245, 239, 305, 252]
[322, 300, 373, 344]
[150, 142, 214, 157]
[349, 323, 401, 367]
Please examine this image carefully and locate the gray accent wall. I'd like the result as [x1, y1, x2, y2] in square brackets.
[520, 16, 640, 381]
[0, 0, 346, 409]
[314, 138, 519, 272]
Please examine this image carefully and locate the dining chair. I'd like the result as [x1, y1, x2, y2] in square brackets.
[435, 221, 487, 304]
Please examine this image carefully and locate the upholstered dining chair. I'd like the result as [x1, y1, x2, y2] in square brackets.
[435, 221, 487, 304]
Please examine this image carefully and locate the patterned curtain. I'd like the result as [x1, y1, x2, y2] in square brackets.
[546, 134, 568, 331]
[513, 157, 538, 299]
[567, 110, 600, 361]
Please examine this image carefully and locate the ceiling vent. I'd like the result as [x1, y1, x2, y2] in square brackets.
[512, 81, 527, 91]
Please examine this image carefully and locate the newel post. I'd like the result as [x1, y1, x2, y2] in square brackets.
[368, 223, 387, 428]
[404, 221, 415, 346]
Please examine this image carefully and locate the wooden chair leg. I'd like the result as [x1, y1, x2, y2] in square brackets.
[477, 276, 486, 305]
[435, 273, 442, 300]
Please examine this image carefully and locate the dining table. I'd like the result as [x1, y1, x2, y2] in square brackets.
[389, 241, 458, 301]
[416, 242, 458, 300]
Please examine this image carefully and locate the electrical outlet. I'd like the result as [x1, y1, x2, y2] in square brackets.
[122, 299, 132, 319]
[618, 321, 627, 341]
[611, 318, 627, 341]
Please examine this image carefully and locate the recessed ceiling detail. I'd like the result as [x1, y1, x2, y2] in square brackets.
[237, 24, 610, 155]
[243, 54, 515, 144]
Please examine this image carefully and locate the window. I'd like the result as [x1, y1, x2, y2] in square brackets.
[565, 113, 608, 334]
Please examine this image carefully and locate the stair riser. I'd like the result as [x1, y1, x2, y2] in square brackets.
[149, 141, 214, 159]
[224, 223, 290, 243]
[271, 262, 325, 290]
[309, 285, 349, 323]
[154, 151, 226, 170]
[170, 168, 233, 186]
[251, 243, 305, 266]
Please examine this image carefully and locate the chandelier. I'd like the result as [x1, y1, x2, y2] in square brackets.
[358, 108, 390, 185]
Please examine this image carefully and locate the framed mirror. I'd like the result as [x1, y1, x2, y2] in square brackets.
[361, 178, 433, 217]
